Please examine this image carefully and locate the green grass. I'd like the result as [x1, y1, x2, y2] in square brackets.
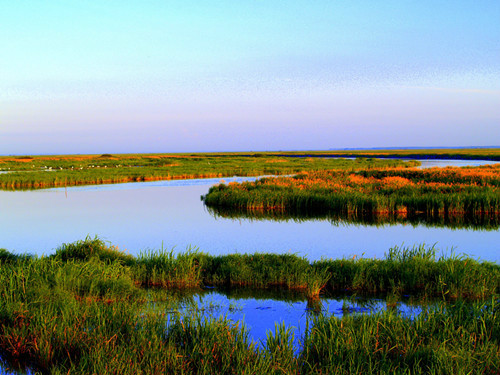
[0, 238, 498, 374]
[300, 299, 499, 374]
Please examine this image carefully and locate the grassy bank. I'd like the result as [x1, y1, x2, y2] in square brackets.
[0, 153, 415, 190]
[47, 237, 499, 300]
[0, 238, 498, 374]
[203, 165, 500, 223]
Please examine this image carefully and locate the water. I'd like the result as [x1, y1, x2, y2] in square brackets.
[414, 159, 498, 168]
[152, 288, 424, 352]
[0, 161, 498, 262]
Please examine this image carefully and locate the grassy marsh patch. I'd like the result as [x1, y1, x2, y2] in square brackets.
[0, 238, 498, 374]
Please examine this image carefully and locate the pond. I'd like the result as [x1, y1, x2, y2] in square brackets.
[158, 288, 424, 350]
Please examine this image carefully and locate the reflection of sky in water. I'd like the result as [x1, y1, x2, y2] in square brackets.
[167, 291, 423, 351]
[0, 160, 498, 262]
[416, 159, 498, 169]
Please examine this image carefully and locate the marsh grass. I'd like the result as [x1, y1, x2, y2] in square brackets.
[0, 239, 498, 374]
[135, 246, 206, 288]
[0, 154, 413, 190]
[315, 244, 499, 300]
[300, 299, 500, 374]
[203, 165, 500, 224]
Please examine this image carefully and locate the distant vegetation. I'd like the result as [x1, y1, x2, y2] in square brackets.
[268, 147, 500, 161]
[0, 153, 416, 190]
[0, 238, 498, 374]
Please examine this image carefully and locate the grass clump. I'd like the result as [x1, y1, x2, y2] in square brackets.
[52, 236, 135, 266]
[0, 248, 31, 264]
[134, 247, 206, 288]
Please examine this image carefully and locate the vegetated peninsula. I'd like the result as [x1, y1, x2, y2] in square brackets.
[203, 164, 500, 224]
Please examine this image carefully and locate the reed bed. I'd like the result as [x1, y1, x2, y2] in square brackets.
[0, 238, 498, 374]
[300, 299, 500, 374]
[203, 165, 500, 222]
[38, 237, 500, 299]
[316, 244, 500, 300]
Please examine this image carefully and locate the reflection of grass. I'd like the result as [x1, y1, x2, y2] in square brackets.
[206, 205, 500, 230]
[0, 238, 498, 374]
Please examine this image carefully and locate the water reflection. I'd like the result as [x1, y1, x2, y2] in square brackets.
[159, 287, 425, 350]
[206, 206, 500, 231]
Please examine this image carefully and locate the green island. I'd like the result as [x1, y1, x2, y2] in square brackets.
[203, 164, 500, 225]
[0, 149, 499, 374]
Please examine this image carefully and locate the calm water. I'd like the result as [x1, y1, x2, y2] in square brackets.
[0, 160, 498, 261]
[159, 289, 423, 350]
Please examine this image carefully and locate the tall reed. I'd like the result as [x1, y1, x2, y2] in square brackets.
[203, 165, 500, 222]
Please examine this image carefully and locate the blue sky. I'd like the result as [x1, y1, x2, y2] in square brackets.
[1, 1, 499, 154]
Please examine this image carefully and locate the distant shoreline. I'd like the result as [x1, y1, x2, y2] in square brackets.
[274, 153, 500, 161]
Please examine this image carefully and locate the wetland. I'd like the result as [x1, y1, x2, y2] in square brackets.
[0, 151, 499, 374]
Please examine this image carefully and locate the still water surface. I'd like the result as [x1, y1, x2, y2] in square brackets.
[0, 160, 498, 261]
[161, 289, 423, 350]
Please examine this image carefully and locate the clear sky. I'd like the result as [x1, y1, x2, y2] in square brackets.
[1, 0, 499, 154]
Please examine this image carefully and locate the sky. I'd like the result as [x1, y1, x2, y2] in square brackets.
[1, 0, 499, 154]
